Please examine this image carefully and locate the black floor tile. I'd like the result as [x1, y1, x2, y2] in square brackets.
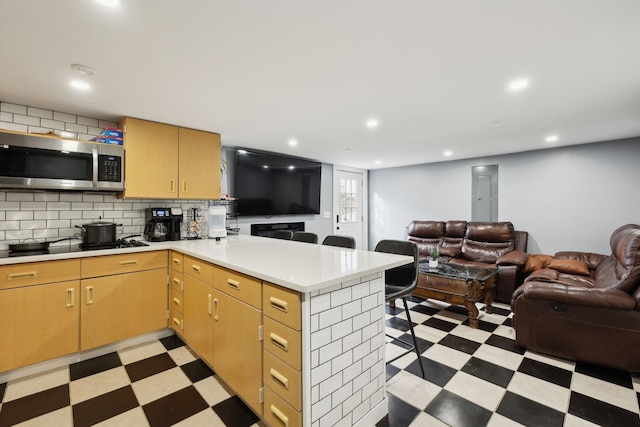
[0, 382, 5, 401]
[568, 391, 640, 427]
[385, 317, 412, 332]
[375, 414, 390, 427]
[70, 352, 122, 381]
[395, 332, 433, 353]
[462, 318, 499, 333]
[461, 356, 514, 388]
[496, 391, 564, 426]
[489, 305, 511, 317]
[426, 389, 492, 427]
[444, 304, 470, 316]
[143, 385, 209, 427]
[181, 359, 214, 383]
[212, 395, 260, 427]
[502, 317, 513, 327]
[485, 334, 526, 354]
[0, 384, 69, 426]
[160, 334, 186, 351]
[385, 304, 404, 315]
[125, 353, 177, 382]
[386, 393, 421, 425]
[385, 364, 401, 381]
[72, 385, 139, 427]
[422, 316, 457, 332]
[410, 304, 441, 316]
[406, 357, 456, 386]
[407, 295, 426, 304]
[438, 334, 482, 355]
[518, 357, 572, 388]
[574, 361, 633, 388]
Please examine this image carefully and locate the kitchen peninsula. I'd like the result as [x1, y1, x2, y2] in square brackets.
[0, 235, 410, 427]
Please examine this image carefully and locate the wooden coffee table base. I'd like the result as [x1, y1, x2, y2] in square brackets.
[414, 274, 495, 328]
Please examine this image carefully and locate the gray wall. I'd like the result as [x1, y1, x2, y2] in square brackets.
[368, 138, 640, 255]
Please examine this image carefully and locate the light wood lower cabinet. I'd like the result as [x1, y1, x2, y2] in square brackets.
[80, 268, 167, 350]
[213, 288, 263, 417]
[0, 280, 80, 373]
[182, 273, 214, 367]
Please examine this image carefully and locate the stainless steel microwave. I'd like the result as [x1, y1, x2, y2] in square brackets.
[0, 132, 124, 192]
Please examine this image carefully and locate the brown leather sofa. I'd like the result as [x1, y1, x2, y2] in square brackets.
[407, 221, 528, 303]
[511, 224, 640, 372]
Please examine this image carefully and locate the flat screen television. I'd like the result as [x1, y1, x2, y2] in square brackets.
[233, 148, 322, 216]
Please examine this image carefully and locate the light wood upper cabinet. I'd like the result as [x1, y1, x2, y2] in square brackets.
[178, 127, 221, 200]
[122, 117, 221, 199]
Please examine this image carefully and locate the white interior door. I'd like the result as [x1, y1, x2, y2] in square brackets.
[333, 166, 368, 249]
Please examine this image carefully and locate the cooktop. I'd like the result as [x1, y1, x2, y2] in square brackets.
[0, 238, 149, 259]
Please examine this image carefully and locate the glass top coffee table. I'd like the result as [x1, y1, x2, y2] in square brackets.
[416, 261, 500, 328]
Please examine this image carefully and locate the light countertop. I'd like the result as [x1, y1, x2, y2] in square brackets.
[0, 235, 411, 293]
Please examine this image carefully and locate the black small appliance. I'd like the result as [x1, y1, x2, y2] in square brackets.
[144, 207, 183, 241]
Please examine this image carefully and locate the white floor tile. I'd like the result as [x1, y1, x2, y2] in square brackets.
[473, 344, 525, 371]
[486, 412, 526, 426]
[193, 376, 233, 406]
[507, 372, 571, 412]
[4, 366, 69, 402]
[523, 350, 575, 372]
[94, 407, 150, 427]
[69, 366, 131, 405]
[451, 324, 492, 343]
[118, 341, 167, 365]
[444, 371, 506, 411]
[422, 343, 472, 370]
[386, 370, 441, 410]
[562, 413, 601, 427]
[131, 367, 192, 406]
[570, 372, 639, 413]
[168, 345, 198, 366]
[173, 408, 226, 426]
[412, 323, 447, 343]
[409, 411, 450, 426]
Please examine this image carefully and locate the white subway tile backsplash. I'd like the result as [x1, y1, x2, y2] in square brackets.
[1, 102, 27, 115]
[352, 370, 370, 393]
[318, 307, 342, 329]
[352, 311, 371, 331]
[93, 203, 114, 210]
[7, 211, 33, 221]
[0, 221, 20, 231]
[65, 123, 88, 134]
[331, 382, 353, 412]
[19, 220, 46, 230]
[361, 294, 378, 312]
[0, 122, 28, 132]
[0, 202, 21, 211]
[342, 330, 362, 352]
[0, 112, 12, 122]
[331, 350, 353, 374]
[77, 116, 99, 127]
[331, 288, 352, 307]
[77, 133, 94, 141]
[59, 211, 82, 220]
[46, 202, 71, 211]
[19, 202, 46, 210]
[311, 360, 332, 385]
[60, 194, 83, 202]
[342, 300, 362, 319]
[319, 371, 342, 400]
[330, 319, 352, 341]
[6, 192, 34, 202]
[342, 390, 363, 417]
[352, 340, 371, 363]
[83, 211, 104, 219]
[311, 328, 331, 351]
[361, 350, 378, 371]
[113, 202, 133, 211]
[88, 126, 103, 135]
[53, 111, 76, 123]
[102, 211, 123, 219]
[342, 360, 362, 384]
[40, 118, 65, 130]
[34, 193, 60, 202]
[71, 202, 93, 210]
[98, 120, 118, 129]
[318, 340, 342, 365]
[33, 229, 59, 239]
[27, 107, 53, 119]
[6, 229, 33, 240]
[13, 114, 40, 126]
[351, 282, 370, 300]
[352, 400, 371, 425]
[310, 293, 331, 315]
[318, 283, 342, 295]
[312, 395, 332, 422]
[83, 194, 104, 203]
[319, 405, 341, 427]
[47, 220, 71, 229]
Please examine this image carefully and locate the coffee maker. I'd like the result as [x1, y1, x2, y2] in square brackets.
[144, 207, 183, 241]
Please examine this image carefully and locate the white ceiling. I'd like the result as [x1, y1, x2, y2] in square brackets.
[1, 0, 639, 170]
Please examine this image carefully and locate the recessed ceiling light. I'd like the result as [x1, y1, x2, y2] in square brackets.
[344, 148, 353, 152]
[374, 160, 381, 165]
[288, 165, 295, 170]
[366, 119, 379, 128]
[263, 165, 269, 169]
[508, 78, 529, 92]
[545, 135, 559, 143]
[70, 64, 95, 76]
[443, 150, 453, 157]
[95, 0, 119, 7]
[70, 80, 90, 91]
[288, 139, 298, 147]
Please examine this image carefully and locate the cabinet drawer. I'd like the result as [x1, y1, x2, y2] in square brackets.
[0, 259, 81, 290]
[171, 310, 184, 333]
[183, 255, 214, 284]
[263, 282, 301, 331]
[264, 385, 302, 427]
[170, 271, 183, 293]
[81, 251, 167, 278]
[263, 316, 301, 371]
[263, 351, 301, 411]
[171, 287, 183, 315]
[214, 267, 261, 309]
[170, 251, 184, 273]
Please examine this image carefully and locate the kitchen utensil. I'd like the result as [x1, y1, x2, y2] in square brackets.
[9, 237, 78, 252]
[76, 221, 122, 246]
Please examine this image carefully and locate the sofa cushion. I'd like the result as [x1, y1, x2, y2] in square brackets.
[547, 258, 590, 276]
[408, 221, 445, 238]
[524, 254, 553, 273]
[445, 220, 467, 238]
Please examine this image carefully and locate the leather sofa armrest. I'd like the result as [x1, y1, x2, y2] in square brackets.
[497, 250, 527, 267]
[513, 281, 636, 310]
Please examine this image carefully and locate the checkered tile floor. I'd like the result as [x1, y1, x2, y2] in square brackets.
[1, 299, 639, 426]
[377, 296, 640, 427]
[0, 335, 263, 427]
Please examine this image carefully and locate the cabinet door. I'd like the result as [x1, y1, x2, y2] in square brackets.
[123, 117, 179, 198]
[178, 127, 221, 200]
[0, 281, 80, 372]
[182, 274, 214, 366]
[213, 289, 263, 416]
[80, 269, 167, 350]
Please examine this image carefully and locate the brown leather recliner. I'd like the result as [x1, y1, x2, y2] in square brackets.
[407, 221, 528, 303]
[511, 224, 640, 372]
